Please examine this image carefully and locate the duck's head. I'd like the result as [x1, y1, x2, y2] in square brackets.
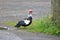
[28, 9, 33, 17]
[29, 9, 32, 14]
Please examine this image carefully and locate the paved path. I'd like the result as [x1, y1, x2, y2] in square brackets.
[0, 25, 60, 40]
[0, 30, 22, 40]
[9, 29, 60, 40]
[0, 0, 60, 40]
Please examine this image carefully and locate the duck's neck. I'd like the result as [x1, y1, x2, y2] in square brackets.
[27, 14, 32, 21]
[28, 14, 32, 17]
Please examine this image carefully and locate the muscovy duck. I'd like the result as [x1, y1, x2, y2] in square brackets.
[15, 9, 32, 28]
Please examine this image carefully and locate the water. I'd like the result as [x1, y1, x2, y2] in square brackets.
[0, 0, 51, 21]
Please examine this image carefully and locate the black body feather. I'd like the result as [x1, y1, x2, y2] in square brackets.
[15, 16, 32, 28]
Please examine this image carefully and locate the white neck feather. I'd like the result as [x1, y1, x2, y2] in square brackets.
[28, 14, 32, 17]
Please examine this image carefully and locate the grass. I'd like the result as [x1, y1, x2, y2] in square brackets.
[27, 17, 60, 36]
[3, 15, 60, 36]
[3, 21, 17, 26]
